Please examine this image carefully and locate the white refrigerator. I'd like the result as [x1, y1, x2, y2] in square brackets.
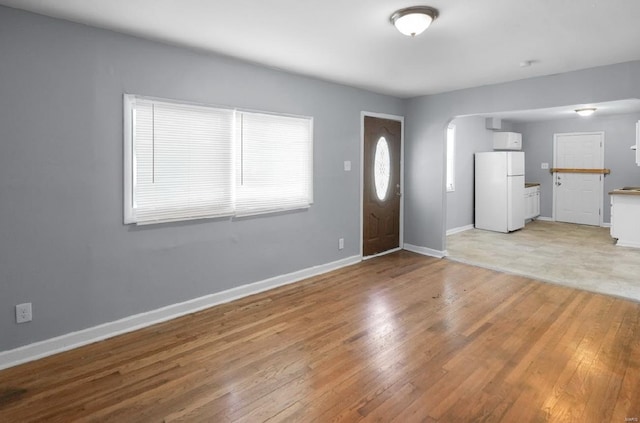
[475, 151, 525, 233]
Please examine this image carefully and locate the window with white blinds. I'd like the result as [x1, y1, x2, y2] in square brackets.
[124, 95, 313, 224]
[446, 124, 456, 192]
[236, 112, 313, 216]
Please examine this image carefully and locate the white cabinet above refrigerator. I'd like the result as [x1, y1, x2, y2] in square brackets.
[493, 132, 522, 150]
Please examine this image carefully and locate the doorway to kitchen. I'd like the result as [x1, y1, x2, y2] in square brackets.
[552, 132, 605, 226]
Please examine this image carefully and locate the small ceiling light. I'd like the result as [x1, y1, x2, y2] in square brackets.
[575, 107, 597, 117]
[390, 6, 439, 37]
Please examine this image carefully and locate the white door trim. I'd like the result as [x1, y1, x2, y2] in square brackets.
[360, 111, 405, 258]
[552, 131, 605, 226]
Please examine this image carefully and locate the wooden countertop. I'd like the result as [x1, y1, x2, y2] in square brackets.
[609, 188, 640, 196]
[525, 183, 540, 188]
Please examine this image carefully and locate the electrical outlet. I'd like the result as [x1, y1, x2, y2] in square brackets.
[16, 303, 32, 323]
[344, 161, 351, 171]
[338, 238, 344, 250]
[541, 162, 549, 169]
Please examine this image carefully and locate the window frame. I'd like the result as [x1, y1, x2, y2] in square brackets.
[123, 94, 136, 224]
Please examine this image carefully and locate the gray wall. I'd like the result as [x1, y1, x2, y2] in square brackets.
[405, 61, 640, 253]
[516, 113, 640, 222]
[3, 5, 640, 353]
[445, 116, 494, 231]
[0, 7, 404, 351]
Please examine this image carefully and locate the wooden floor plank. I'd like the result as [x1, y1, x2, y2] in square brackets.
[1, 251, 639, 422]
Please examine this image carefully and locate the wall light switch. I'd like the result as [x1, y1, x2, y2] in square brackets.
[541, 163, 549, 169]
[344, 161, 351, 171]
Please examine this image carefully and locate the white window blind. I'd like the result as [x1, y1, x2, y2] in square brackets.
[124, 95, 314, 224]
[235, 112, 313, 216]
[446, 124, 456, 192]
[126, 97, 235, 224]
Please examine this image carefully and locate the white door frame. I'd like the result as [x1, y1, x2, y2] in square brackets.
[552, 131, 605, 226]
[360, 111, 405, 259]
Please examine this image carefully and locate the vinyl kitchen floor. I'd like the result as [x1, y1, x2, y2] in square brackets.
[446, 220, 640, 303]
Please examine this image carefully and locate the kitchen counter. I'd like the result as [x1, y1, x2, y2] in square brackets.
[524, 184, 540, 220]
[610, 186, 640, 196]
[610, 190, 640, 248]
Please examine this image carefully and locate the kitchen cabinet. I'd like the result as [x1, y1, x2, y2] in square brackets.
[610, 188, 640, 248]
[525, 184, 540, 220]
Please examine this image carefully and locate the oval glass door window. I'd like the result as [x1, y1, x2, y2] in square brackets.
[374, 137, 391, 200]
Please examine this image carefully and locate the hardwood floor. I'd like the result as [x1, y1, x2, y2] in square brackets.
[1, 251, 639, 422]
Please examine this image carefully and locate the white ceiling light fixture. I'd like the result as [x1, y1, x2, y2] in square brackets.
[575, 107, 597, 117]
[390, 6, 439, 37]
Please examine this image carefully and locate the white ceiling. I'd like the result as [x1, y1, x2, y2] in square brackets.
[2, 0, 640, 98]
[474, 99, 640, 124]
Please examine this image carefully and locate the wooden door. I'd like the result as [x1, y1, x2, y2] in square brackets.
[553, 132, 604, 226]
[363, 116, 401, 256]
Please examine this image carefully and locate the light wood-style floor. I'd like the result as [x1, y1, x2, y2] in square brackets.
[1, 251, 640, 422]
[447, 220, 640, 302]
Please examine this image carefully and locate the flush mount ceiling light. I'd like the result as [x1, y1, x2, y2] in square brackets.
[575, 107, 597, 117]
[390, 6, 439, 37]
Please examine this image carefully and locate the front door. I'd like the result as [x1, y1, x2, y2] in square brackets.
[363, 116, 401, 256]
[553, 132, 604, 226]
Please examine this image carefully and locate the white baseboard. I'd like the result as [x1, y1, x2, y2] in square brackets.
[534, 216, 610, 228]
[0, 255, 361, 371]
[616, 239, 640, 248]
[446, 224, 474, 236]
[403, 243, 446, 259]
